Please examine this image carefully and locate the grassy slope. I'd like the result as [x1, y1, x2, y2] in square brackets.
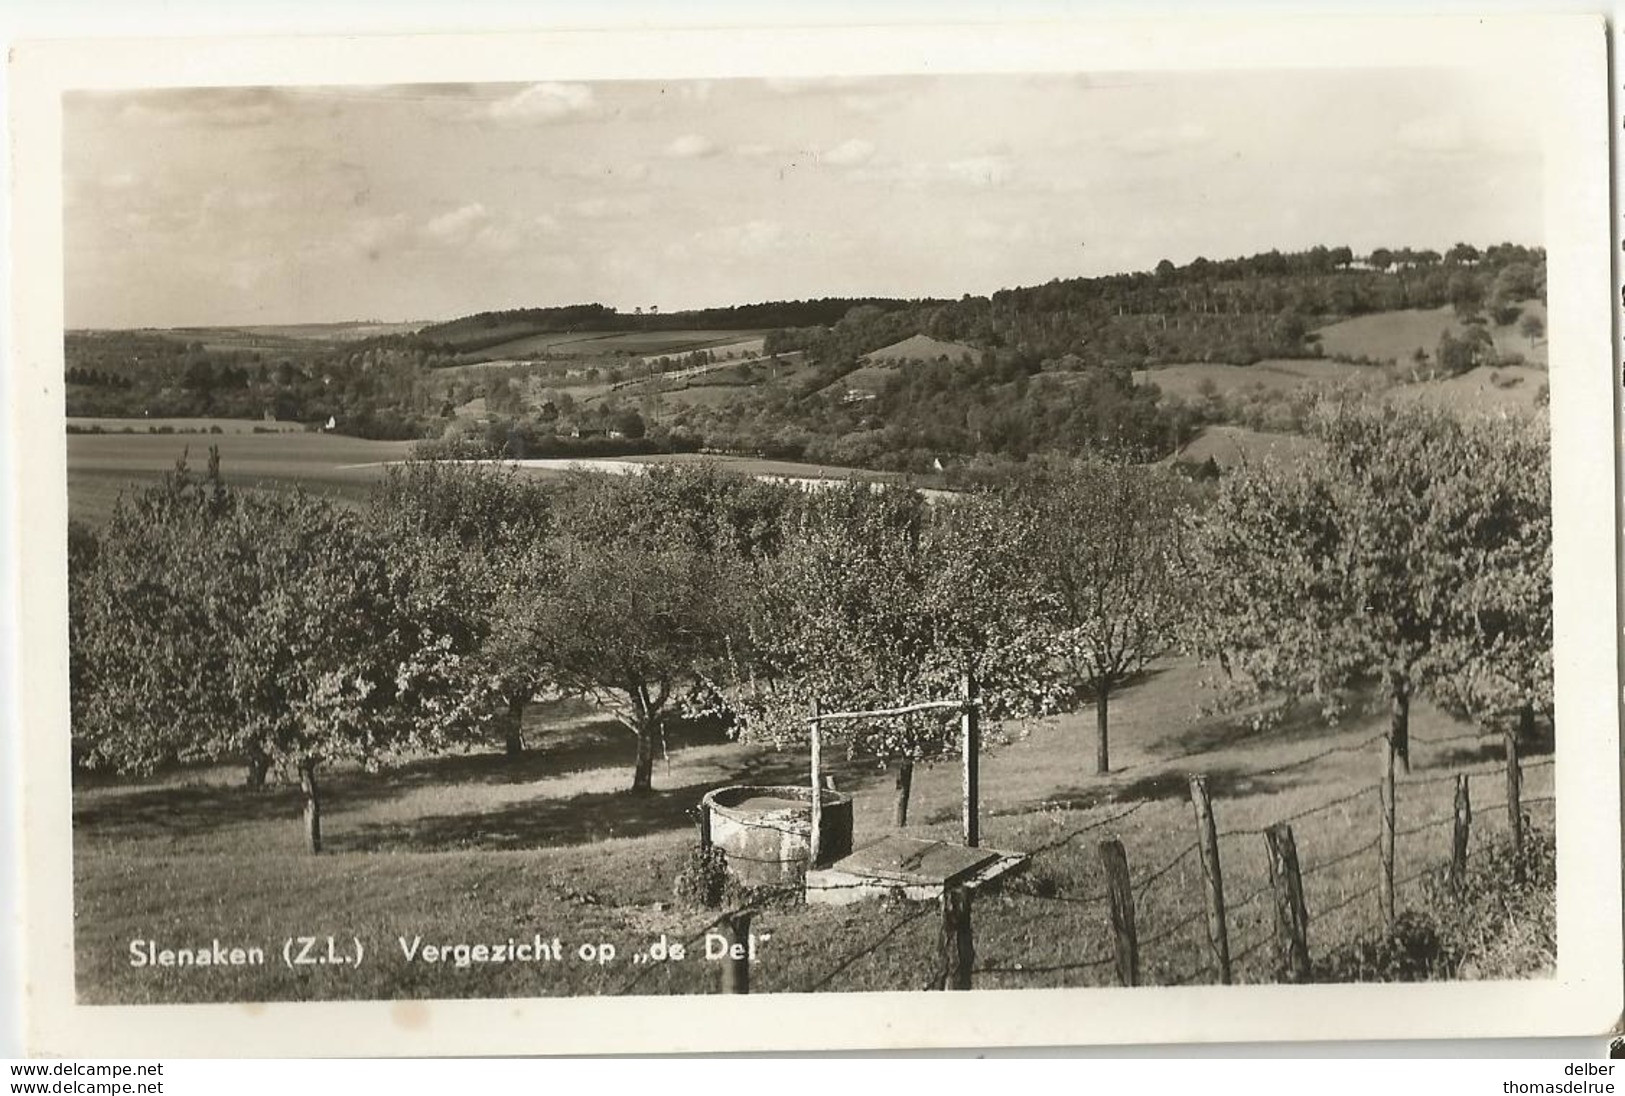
[1313, 304, 1546, 367]
[1134, 359, 1381, 402]
[1390, 365, 1548, 416]
[73, 661, 1553, 1003]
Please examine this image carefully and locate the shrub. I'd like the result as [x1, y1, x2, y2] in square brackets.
[1426, 821, 1556, 980]
[1311, 824, 1555, 983]
[1313, 910, 1452, 982]
[672, 843, 730, 909]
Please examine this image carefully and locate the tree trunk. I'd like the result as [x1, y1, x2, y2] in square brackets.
[1095, 687, 1111, 775]
[298, 761, 322, 855]
[631, 720, 655, 795]
[503, 694, 526, 760]
[1517, 700, 1536, 749]
[893, 760, 914, 827]
[244, 745, 270, 791]
[1389, 681, 1411, 775]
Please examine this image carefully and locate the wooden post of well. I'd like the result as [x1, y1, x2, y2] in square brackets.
[940, 885, 973, 991]
[1380, 733, 1396, 930]
[1263, 823, 1310, 983]
[720, 910, 751, 994]
[1450, 774, 1472, 886]
[809, 700, 823, 869]
[961, 671, 980, 849]
[1188, 775, 1232, 984]
[695, 806, 712, 853]
[1097, 839, 1138, 987]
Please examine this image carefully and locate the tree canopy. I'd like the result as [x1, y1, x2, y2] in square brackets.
[72, 453, 479, 850]
[1187, 399, 1552, 764]
[1005, 457, 1192, 773]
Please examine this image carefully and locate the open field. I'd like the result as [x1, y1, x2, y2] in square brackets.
[467, 329, 770, 363]
[865, 334, 979, 365]
[72, 656, 1553, 1003]
[1145, 354, 1547, 429]
[1173, 425, 1324, 470]
[64, 422, 954, 527]
[600, 354, 820, 409]
[67, 416, 306, 435]
[159, 322, 426, 343]
[1313, 304, 1546, 367]
[1393, 365, 1548, 416]
[641, 337, 765, 365]
[67, 430, 416, 526]
[458, 453, 947, 494]
[105, 322, 428, 356]
[638, 384, 749, 409]
[65, 432, 951, 527]
[1134, 359, 1382, 402]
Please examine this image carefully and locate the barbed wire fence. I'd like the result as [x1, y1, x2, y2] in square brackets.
[614, 726, 1554, 996]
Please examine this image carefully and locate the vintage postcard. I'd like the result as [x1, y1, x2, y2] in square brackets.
[7, 14, 1619, 1056]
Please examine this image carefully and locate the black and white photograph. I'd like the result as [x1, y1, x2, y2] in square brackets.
[7, 14, 1619, 1056]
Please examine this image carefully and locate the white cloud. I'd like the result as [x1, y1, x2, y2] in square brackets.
[424, 203, 492, 244]
[573, 194, 654, 219]
[822, 138, 875, 166]
[349, 213, 413, 255]
[665, 133, 718, 159]
[852, 155, 1015, 189]
[486, 82, 596, 122]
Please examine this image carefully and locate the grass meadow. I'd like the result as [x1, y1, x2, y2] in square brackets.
[66, 432, 417, 526]
[72, 658, 1554, 1004]
[1313, 304, 1547, 367]
[469, 329, 769, 363]
[63, 430, 940, 529]
[1133, 359, 1381, 403]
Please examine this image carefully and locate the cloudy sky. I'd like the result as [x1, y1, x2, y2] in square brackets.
[63, 70, 1544, 329]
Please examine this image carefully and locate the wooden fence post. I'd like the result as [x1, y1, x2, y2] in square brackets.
[1380, 734, 1396, 930]
[961, 671, 980, 849]
[1263, 823, 1310, 983]
[720, 911, 751, 994]
[1505, 719, 1524, 880]
[809, 700, 823, 868]
[1188, 775, 1232, 984]
[940, 885, 974, 990]
[1097, 839, 1138, 987]
[1450, 774, 1471, 886]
